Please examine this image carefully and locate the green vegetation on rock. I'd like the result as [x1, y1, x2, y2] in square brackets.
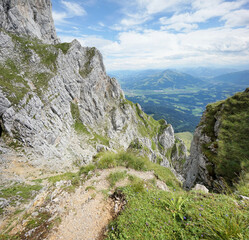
[55, 42, 71, 54]
[79, 47, 96, 78]
[0, 183, 42, 214]
[10, 34, 58, 71]
[202, 88, 249, 186]
[0, 60, 30, 105]
[107, 171, 127, 187]
[106, 188, 249, 240]
[95, 151, 180, 190]
[33, 72, 53, 98]
[70, 102, 90, 135]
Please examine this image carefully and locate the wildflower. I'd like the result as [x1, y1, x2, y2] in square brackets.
[174, 189, 176, 191]
[159, 198, 160, 200]
[200, 205, 203, 207]
[112, 226, 114, 231]
[171, 198, 173, 201]
[199, 213, 201, 216]
[184, 216, 186, 220]
[146, 222, 149, 226]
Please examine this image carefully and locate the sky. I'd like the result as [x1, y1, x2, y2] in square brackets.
[51, 0, 249, 71]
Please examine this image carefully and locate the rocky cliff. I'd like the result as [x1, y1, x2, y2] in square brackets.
[184, 88, 249, 192]
[0, 0, 186, 182]
[0, 0, 58, 44]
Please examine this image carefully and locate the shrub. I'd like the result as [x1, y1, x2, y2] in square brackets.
[107, 171, 127, 187]
[79, 164, 96, 176]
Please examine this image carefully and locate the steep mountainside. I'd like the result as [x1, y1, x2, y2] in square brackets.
[0, 0, 186, 183]
[184, 88, 249, 192]
[0, 0, 58, 44]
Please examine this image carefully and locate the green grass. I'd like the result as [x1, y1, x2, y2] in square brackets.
[95, 151, 180, 190]
[47, 172, 81, 192]
[107, 171, 127, 187]
[48, 172, 79, 184]
[0, 60, 30, 105]
[201, 89, 249, 187]
[0, 184, 42, 214]
[10, 34, 58, 71]
[92, 132, 110, 146]
[235, 172, 249, 196]
[32, 72, 53, 98]
[55, 42, 71, 54]
[70, 102, 90, 135]
[79, 164, 96, 176]
[96, 151, 148, 171]
[106, 188, 249, 240]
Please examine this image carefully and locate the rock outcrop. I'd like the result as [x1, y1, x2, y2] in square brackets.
[0, 0, 58, 44]
[0, 0, 187, 178]
[183, 88, 249, 192]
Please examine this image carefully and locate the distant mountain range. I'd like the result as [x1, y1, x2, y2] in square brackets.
[177, 67, 238, 79]
[211, 70, 249, 85]
[109, 68, 249, 91]
[109, 68, 249, 132]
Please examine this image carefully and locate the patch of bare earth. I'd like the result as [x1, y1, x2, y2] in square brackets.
[48, 167, 160, 240]
[1, 167, 169, 240]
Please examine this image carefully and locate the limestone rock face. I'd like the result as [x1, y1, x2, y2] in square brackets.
[158, 125, 175, 151]
[183, 110, 226, 192]
[0, 0, 58, 44]
[183, 116, 214, 190]
[0, 0, 187, 181]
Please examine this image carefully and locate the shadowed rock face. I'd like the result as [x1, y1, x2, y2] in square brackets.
[0, 0, 58, 44]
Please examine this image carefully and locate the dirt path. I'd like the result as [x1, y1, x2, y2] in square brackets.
[1, 166, 169, 240]
[47, 167, 158, 240]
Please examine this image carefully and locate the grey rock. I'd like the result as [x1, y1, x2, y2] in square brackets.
[183, 110, 225, 191]
[239, 195, 249, 201]
[0, 3, 187, 185]
[158, 125, 175, 151]
[31, 211, 39, 217]
[192, 184, 209, 193]
[0, 90, 11, 116]
[0, 197, 9, 208]
[156, 181, 169, 192]
[0, 0, 58, 44]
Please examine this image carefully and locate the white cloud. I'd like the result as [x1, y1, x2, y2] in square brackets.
[99, 28, 249, 70]
[110, 0, 191, 31]
[53, 11, 68, 24]
[56, 0, 249, 70]
[222, 9, 249, 27]
[160, 22, 198, 32]
[53, 1, 86, 25]
[136, 0, 191, 14]
[61, 1, 86, 16]
[159, 0, 248, 31]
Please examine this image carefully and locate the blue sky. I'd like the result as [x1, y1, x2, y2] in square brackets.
[52, 0, 249, 71]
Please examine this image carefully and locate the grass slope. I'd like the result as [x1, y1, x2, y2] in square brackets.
[201, 88, 249, 188]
